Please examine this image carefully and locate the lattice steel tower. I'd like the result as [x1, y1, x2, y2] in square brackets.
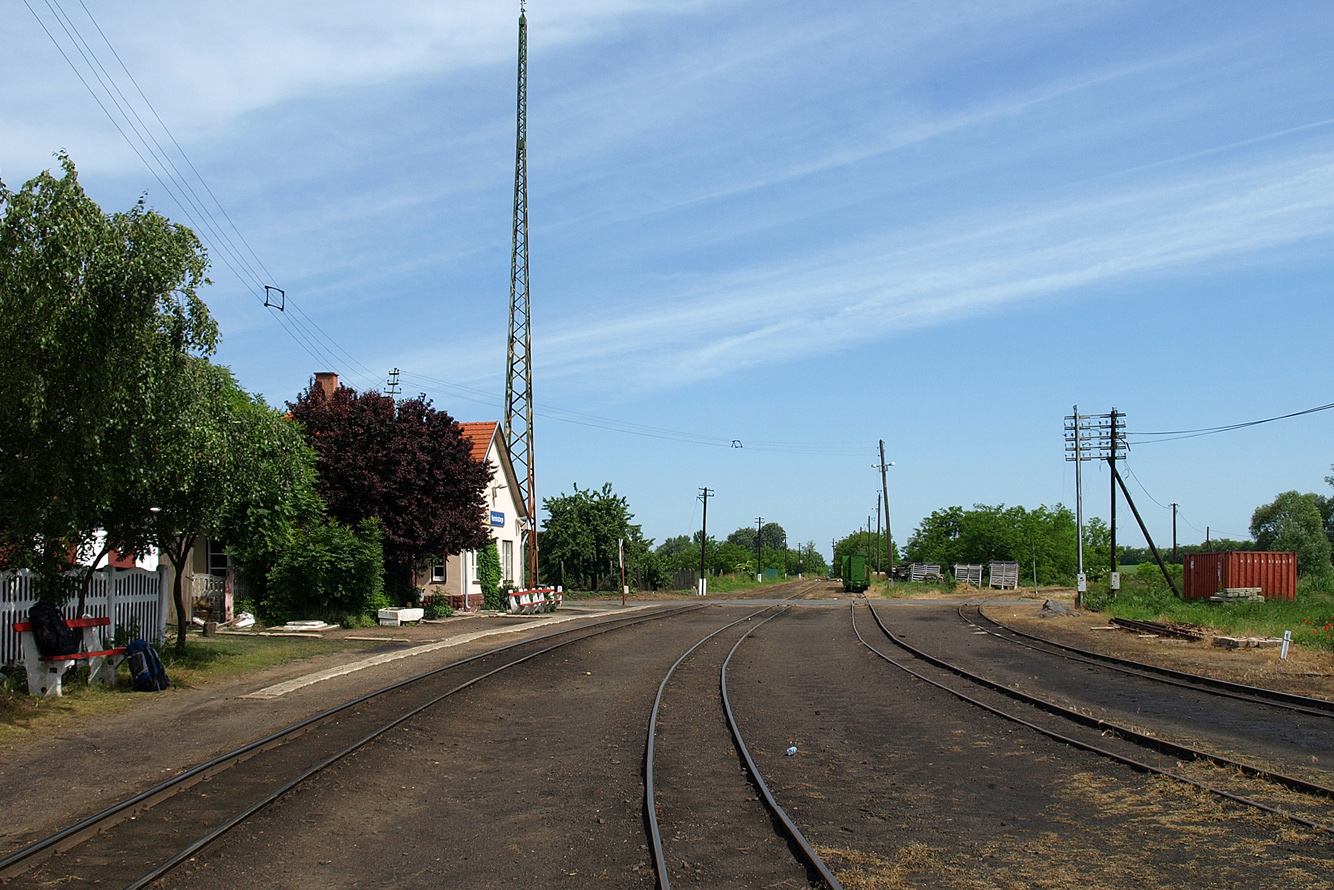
[505, 2, 538, 585]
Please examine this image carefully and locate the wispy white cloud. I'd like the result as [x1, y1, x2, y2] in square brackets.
[0, 0, 722, 175]
[452, 146, 1334, 392]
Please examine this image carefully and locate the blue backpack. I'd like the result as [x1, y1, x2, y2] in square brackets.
[125, 640, 170, 692]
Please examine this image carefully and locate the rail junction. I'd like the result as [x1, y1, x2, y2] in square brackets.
[2, 580, 1330, 888]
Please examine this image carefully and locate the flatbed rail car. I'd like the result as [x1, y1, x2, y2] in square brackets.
[840, 554, 870, 593]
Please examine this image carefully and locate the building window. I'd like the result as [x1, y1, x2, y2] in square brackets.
[207, 539, 229, 578]
[502, 540, 514, 584]
[469, 551, 478, 582]
[431, 560, 446, 583]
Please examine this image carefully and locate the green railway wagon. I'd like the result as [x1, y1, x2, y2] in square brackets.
[841, 554, 870, 593]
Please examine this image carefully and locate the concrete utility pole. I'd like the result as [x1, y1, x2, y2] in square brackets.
[755, 516, 764, 583]
[875, 492, 882, 575]
[697, 487, 713, 596]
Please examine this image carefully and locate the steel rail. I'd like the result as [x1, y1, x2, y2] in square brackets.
[973, 604, 1334, 716]
[854, 604, 1333, 832]
[1, 605, 700, 883]
[644, 605, 778, 890]
[721, 609, 845, 890]
[960, 604, 1334, 720]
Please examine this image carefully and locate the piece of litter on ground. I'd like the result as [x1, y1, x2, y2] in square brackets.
[786, 746, 798, 756]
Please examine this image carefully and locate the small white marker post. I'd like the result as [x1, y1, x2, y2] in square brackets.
[1281, 630, 1291, 660]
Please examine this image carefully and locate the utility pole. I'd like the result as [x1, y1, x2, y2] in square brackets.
[755, 516, 763, 583]
[874, 492, 881, 575]
[386, 368, 401, 400]
[697, 487, 713, 596]
[505, 2, 537, 588]
[876, 440, 895, 582]
[866, 515, 872, 567]
[1109, 407, 1119, 582]
[1065, 406, 1087, 607]
[1170, 503, 1178, 564]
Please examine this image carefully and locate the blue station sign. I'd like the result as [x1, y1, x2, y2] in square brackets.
[489, 511, 505, 528]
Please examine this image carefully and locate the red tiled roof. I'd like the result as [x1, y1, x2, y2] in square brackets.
[457, 422, 498, 464]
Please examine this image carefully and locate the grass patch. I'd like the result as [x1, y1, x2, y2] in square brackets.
[870, 580, 952, 598]
[0, 634, 376, 741]
[1089, 577, 1334, 652]
[158, 633, 378, 687]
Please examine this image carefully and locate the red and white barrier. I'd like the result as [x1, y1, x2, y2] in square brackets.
[507, 587, 563, 614]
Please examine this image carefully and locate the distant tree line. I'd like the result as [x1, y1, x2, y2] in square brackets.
[893, 472, 1334, 588]
[536, 484, 827, 591]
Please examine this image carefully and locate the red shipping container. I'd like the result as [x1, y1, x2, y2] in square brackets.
[1181, 551, 1297, 601]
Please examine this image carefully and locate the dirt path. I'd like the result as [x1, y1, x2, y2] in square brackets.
[728, 603, 1334, 889]
[9, 597, 1333, 888]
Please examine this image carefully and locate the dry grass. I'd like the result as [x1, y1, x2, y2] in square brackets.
[998, 607, 1334, 700]
[816, 842, 941, 889]
[817, 771, 1334, 889]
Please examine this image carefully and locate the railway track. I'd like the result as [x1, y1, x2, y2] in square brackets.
[970, 603, 1334, 717]
[854, 602, 1334, 834]
[645, 604, 841, 890]
[0, 605, 701, 889]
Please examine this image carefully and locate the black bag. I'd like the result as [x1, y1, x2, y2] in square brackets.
[125, 640, 170, 692]
[27, 602, 80, 657]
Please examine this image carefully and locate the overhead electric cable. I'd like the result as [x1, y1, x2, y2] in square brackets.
[24, 0, 384, 391]
[1123, 463, 1170, 511]
[398, 369, 869, 455]
[1128, 400, 1334, 444]
[74, 0, 281, 285]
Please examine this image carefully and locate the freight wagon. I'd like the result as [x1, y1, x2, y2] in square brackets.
[841, 554, 870, 593]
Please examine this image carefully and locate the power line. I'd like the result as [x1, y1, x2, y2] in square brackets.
[397, 369, 870, 455]
[1128, 400, 1334, 445]
[1122, 464, 1170, 511]
[23, 0, 384, 391]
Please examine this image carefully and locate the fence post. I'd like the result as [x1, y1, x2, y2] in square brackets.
[106, 566, 119, 648]
[156, 564, 169, 646]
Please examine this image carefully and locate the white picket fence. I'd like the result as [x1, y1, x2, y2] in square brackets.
[1, 567, 168, 666]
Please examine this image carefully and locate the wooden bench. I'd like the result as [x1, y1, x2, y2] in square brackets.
[11, 616, 126, 696]
[507, 587, 563, 615]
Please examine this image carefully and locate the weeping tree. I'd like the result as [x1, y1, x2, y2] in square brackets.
[0, 155, 216, 606]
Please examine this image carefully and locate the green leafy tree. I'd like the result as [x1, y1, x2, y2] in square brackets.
[904, 503, 1080, 585]
[791, 541, 828, 576]
[136, 359, 325, 653]
[725, 522, 785, 552]
[835, 530, 896, 572]
[710, 541, 754, 576]
[287, 381, 491, 599]
[1251, 491, 1333, 580]
[262, 517, 385, 624]
[0, 156, 215, 595]
[540, 483, 651, 591]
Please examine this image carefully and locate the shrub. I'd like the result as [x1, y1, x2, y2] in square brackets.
[424, 599, 454, 619]
[478, 541, 503, 610]
[260, 517, 385, 625]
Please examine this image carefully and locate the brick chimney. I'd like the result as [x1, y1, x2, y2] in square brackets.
[314, 372, 339, 400]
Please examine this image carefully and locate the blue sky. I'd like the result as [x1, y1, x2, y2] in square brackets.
[5, 0, 1333, 560]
